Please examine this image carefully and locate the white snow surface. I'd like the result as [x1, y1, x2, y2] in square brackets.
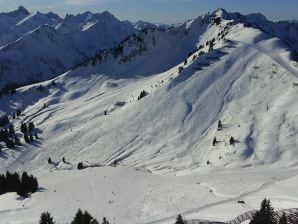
[0, 9, 298, 224]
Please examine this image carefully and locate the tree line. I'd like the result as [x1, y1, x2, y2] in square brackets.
[0, 171, 38, 197]
[39, 209, 110, 224]
[175, 198, 293, 224]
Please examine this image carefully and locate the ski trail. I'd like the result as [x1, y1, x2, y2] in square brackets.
[142, 176, 286, 224]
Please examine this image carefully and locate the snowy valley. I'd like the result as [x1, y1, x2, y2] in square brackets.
[0, 7, 298, 224]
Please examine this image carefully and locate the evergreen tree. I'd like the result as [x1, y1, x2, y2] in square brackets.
[212, 137, 217, 146]
[29, 133, 34, 142]
[37, 85, 44, 92]
[71, 209, 84, 224]
[0, 115, 9, 127]
[18, 172, 30, 197]
[16, 108, 21, 117]
[229, 136, 235, 145]
[71, 209, 98, 224]
[21, 123, 28, 133]
[39, 212, 55, 224]
[217, 120, 222, 130]
[77, 162, 84, 170]
[278, 213, 287, 224]
[174, 214, 185, 224]
[51, 81, 57, 88]
[6, 139, 15, 149]
[14, 135, 21, 145]
[24, 133, 30, 143]
[0, 174, 6, 195]
[48, 157, 52, 164]
[250, 198, 277, 224]
[28, 122, 35, 132]
[102, 217, 109, 224]
[137, 90, 148, 100]
[9, 125, 15, 137]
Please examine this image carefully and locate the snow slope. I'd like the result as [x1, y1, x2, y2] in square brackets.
[0, 25, 84, 90]
[0, 9, 298, 224]
[2, 17, 297, 173]
[0, 7, 136, 91]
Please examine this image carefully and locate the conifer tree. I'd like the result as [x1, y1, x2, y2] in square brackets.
[29, 133, 34, 142]
[175, 214, 185, 224]
[217, 120, 222, 130]
[71, 209, 84, 224]
[71, 209, 99, 224]
[39, 212, 55, 224]
[24, 133, 30, 143]
[250, 198, 277, 224]
[16, 108, 21, 117]
[21, 123, 28, 133]
[28, 122, 35, 132]
[102, 217, 109, 224]
[278, 213, 287, 224]
[213, 137, 217, 146]
[229, 136, 235, 145]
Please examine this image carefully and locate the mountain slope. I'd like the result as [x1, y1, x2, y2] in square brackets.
[0, 25, 84, 90]
[0, 9, 298, 224]
[0, 7, 137, 92]
[0, 14, 297, 173]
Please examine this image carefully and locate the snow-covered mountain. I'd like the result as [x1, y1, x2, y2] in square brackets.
[0, 7, 136, 92]
[217, 8, 298, 51]
[1, 8, 297, 172]
[0, 8, 298, 224]
[133, 20, 170, 30]
[0, 25, 84, 90]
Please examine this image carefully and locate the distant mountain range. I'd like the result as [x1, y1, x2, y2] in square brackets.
[0, 7, 297, 93]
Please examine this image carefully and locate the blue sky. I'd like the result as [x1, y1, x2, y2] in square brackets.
[1, 0, 298, 23]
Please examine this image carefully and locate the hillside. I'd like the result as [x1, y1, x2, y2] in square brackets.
[0, 8, 298, 224]
[0, 9, 297, 172]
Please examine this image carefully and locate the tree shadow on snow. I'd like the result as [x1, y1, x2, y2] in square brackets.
[0, 151, 8, 159]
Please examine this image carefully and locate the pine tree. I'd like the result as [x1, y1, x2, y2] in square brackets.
[217, 120, 222, 130]
[39, 212, 55, 224]
[102, 217, 109, 224]
[6, 139, 15, 149]
[9, 125, 15, 137]
[213, 137, 217, 146]
[83, 211, 99, 224]
[14, 135, 21, 145]
[77, 162, 84, 170]
[16, 108, 21, 117]
[229, 136, 235, 145]
[24, 133, 30, 143]
[71, 209, 84, 224]
[28, 122, 35, 132]
[71, 209, 99, 224]
[21, 123, 28, 133]
[175, 214, 185, 224]
[278, 213, 287, 224]
[250, 198, 277, 224]
[29, 133, 34, 141]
